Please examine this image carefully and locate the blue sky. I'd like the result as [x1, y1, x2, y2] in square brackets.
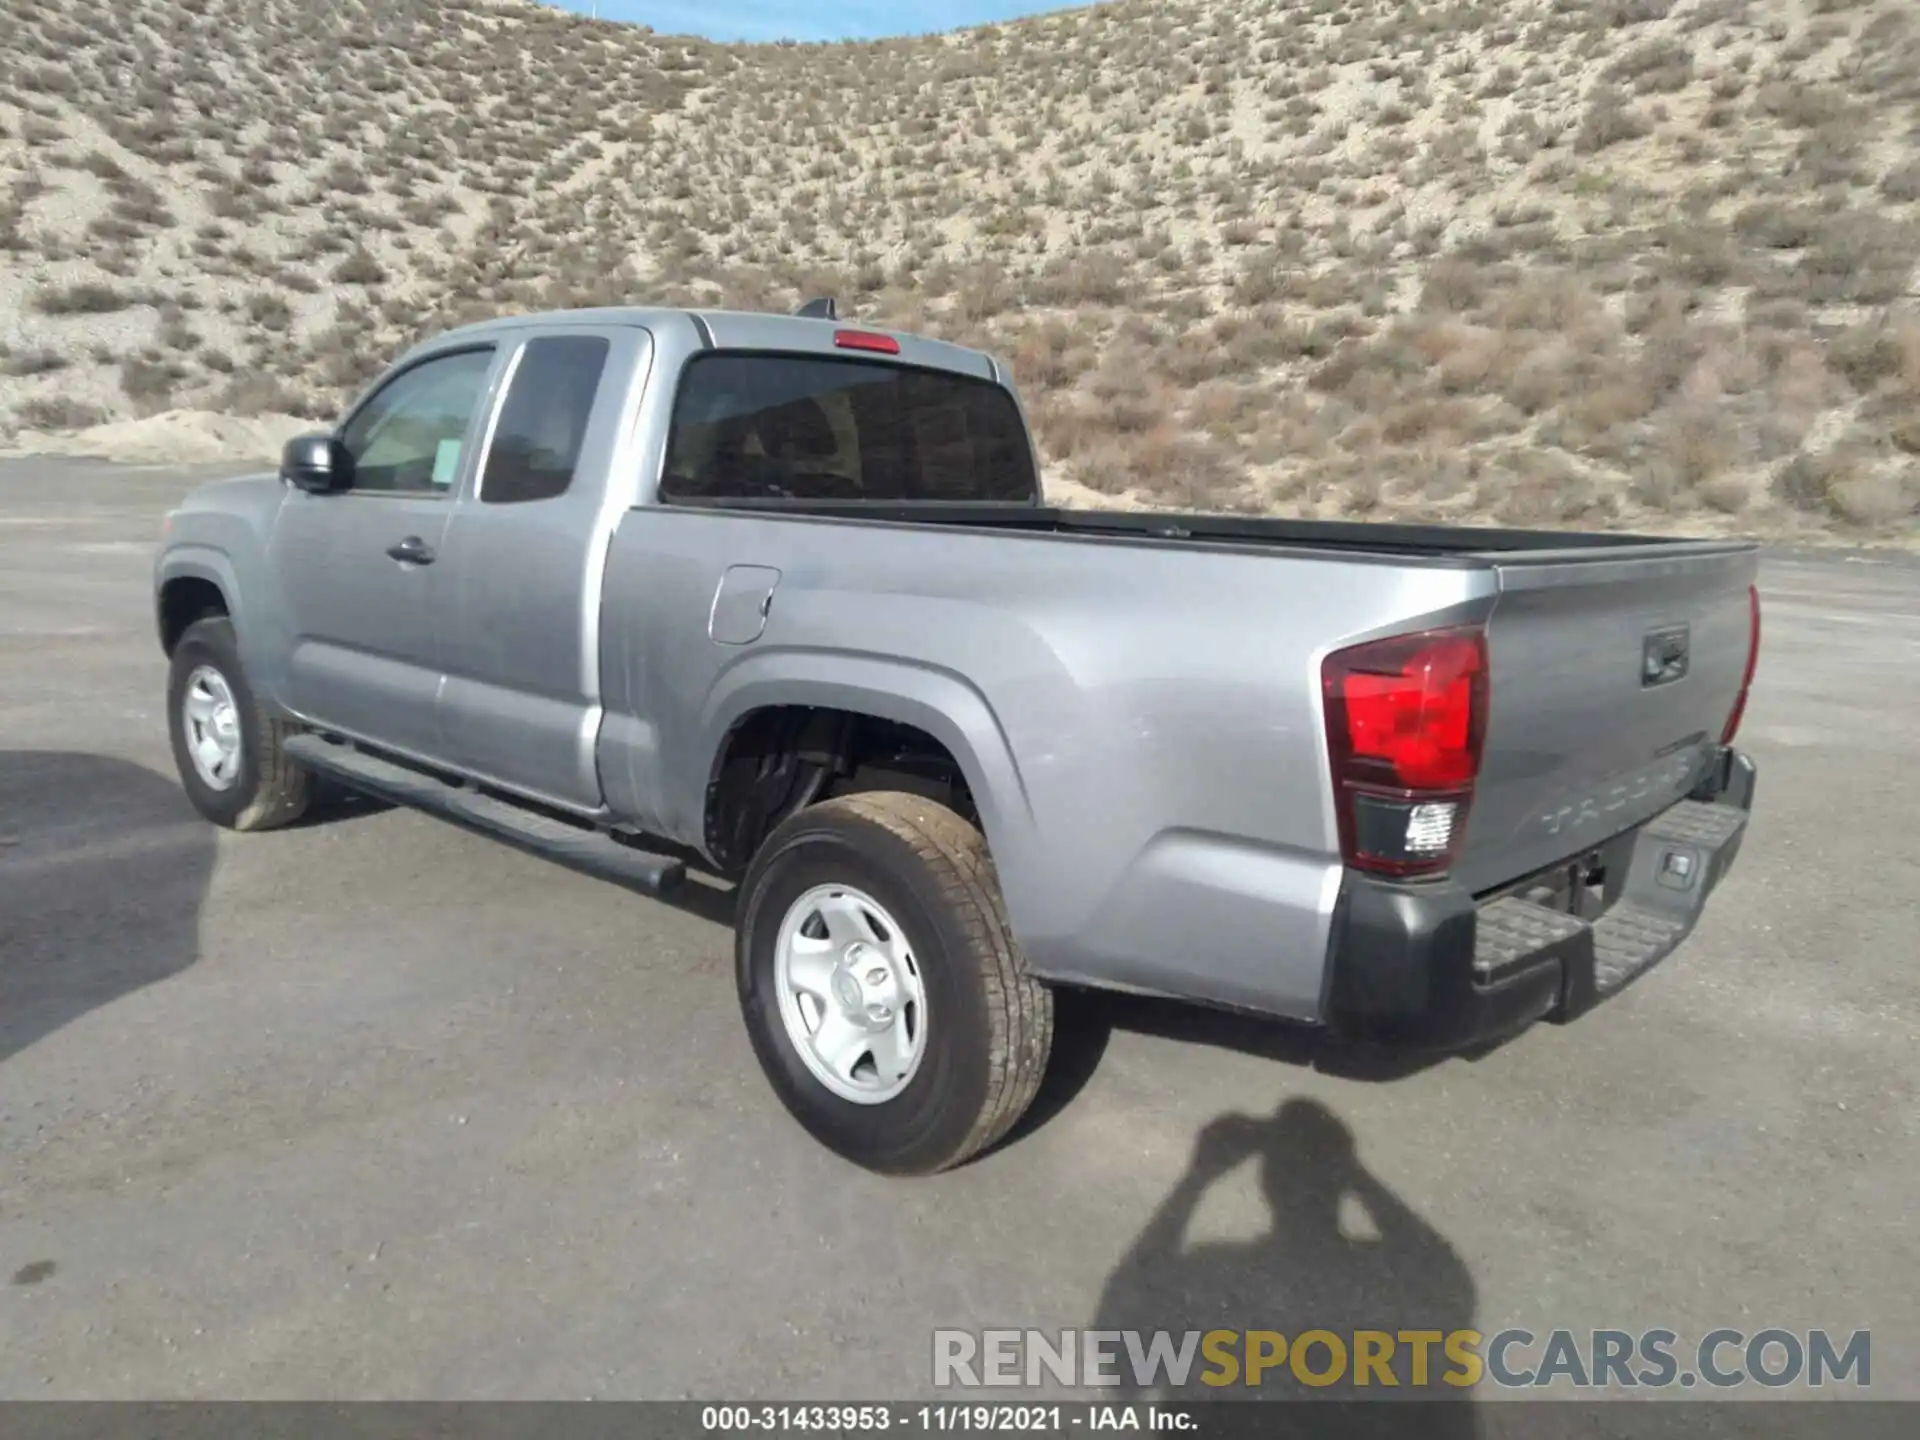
[548, 1, 1074, 44]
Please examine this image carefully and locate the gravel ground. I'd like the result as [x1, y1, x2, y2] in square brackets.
[1, 458, 1915, 1415]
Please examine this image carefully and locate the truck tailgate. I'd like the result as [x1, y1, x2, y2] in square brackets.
[1456, 543, 1759, 896]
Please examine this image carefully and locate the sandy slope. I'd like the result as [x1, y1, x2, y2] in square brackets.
[1, 410, 309, 468]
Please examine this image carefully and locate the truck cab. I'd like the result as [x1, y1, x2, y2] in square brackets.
[195, 308, 1030, 819]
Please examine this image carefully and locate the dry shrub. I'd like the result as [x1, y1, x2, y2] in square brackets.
[1601, 0, 1675, 23]
[1435, 328, 1509, 395]
[1630, 459, 1686, 511]
[332, 248, 387, 285]
[1607, 38, 1693, 93]
[1664, 356, 1750, 482]
[1735, 202, 1823, 251]
[1418, 257, 1488, 314]
[1893, 316, 1920, 399]
[1408, 315, 1477, 367]
[1803, 214, 1918, 306]
[16, 397, 109, 430]
[0, 348, 67, 377]
[1882, 162, 1920, 204]
[1504, 338, 1580, 415]
[1657, 402, 1738, 490]
[1030, 251, 1131, 308]
[1030, 395, 1126, 464]
[215, 373, 310, 417]
[1245, 393, 1333, 468]
[1637, 311, 1710, 400]
[1491, 271, 1609, 342]
[1827, 472, 1915, 527]
[1659, 219, 1744, 287]
[33, 281, 136, 315]
[1008, 317, 1092, 393]
[1756, 80, 1852, 130]
[1569, 367, 1656, 435]
[1185, 381, 1265, 438]
[1685, 340, 1763, 404]
[1127, 425, 1247, 510]
[1830, 324, 1907, 394]
[1060, 432, 1136, 494]
[1406, 318, 1514, 397]
[1156, 325, 1241, 388]
[952, 261, 1014, 323]
[121, 356, 188, 409]
[1230, 253, 1294, 308]
[1403, 447, 1475, 502]
[1336, 466, 1387, 518]
[1773, 449, 1850, 513]
[1484, 453, 1606, 526]
[1216, 308, 1346, 373]
[1574, 87, 1650, 153]
[1696, 474, 1754, 515]
[1086, 341, 1162, 435]
[246, 292, 294, 331]
[1378, 397, 1479, 446]
[1336, 415, 1386, 459]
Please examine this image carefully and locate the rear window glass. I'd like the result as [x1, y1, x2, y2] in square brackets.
[480, 335, 610, 505]
[661, 353, 1037, 504]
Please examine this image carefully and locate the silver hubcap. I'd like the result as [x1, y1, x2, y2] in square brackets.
[181, 665, 243, 791]
[774, 884, 927, 1105]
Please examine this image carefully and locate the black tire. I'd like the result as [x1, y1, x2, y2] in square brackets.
[166, 615, 312, 832]
[736, 792, 1054, 1176]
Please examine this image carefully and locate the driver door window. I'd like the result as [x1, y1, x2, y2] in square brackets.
[339, 347, 496, 495]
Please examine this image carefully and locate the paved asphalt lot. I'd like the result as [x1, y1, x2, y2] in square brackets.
[1, 457, 1916, 1408]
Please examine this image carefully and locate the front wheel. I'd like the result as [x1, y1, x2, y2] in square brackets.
[166, 615, 312, 831]
[735, 792, 1053, 1176]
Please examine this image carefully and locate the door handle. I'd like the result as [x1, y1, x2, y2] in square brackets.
[386, 535, 435, 565]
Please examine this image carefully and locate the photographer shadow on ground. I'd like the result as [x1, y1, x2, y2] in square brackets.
[0, 751, 217, 1068]
[1090, 1097, 1480, 1438]
[1007, 985, 1513, 1150]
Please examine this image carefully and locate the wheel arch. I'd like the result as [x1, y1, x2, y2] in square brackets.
[695, 654, 1038, 885]
[156, 550, 241, 656]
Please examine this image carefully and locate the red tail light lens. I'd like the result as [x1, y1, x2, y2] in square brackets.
[1720, 584, 1761, 745]
[1322, 627, 1489, 877]
[833, 329, 901, 355]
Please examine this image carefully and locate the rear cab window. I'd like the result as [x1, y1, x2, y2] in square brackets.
[661, 353, 1038, 505]
[478, 334, 612, 505]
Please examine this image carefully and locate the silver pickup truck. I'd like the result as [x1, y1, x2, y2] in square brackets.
[154, 300, 1762, 1175]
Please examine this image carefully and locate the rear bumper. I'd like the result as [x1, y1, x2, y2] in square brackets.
[1325, 747, 1756, 1050]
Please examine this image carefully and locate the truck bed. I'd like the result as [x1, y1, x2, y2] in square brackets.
[658, 495, 1755, 564]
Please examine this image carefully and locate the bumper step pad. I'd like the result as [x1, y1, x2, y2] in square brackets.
[1469, 797, 1750, 1018]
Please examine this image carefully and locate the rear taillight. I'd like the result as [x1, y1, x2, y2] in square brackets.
[1720, 584, 1761, 745]
[1321, 627, 1489, 878]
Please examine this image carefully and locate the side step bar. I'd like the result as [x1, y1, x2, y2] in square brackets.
[284, 734, 687, 894]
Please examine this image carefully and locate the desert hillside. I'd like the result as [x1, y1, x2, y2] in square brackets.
[1, 0, 1916, 537]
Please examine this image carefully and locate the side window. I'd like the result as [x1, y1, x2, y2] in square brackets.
[338, 347, 495, 496]
[479, 335, 611, 505]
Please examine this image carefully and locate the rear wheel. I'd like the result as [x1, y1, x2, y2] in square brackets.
[167, 616, 312, 831]
[735, 792, 1053, 1175]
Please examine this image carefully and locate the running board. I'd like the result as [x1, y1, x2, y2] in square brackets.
[284, 734, 687, 894]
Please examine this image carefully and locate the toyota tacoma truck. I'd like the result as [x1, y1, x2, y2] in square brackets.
[154, 300, 1762, 1175]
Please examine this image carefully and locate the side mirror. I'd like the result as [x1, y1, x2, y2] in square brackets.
[280, 432, 351, 493]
